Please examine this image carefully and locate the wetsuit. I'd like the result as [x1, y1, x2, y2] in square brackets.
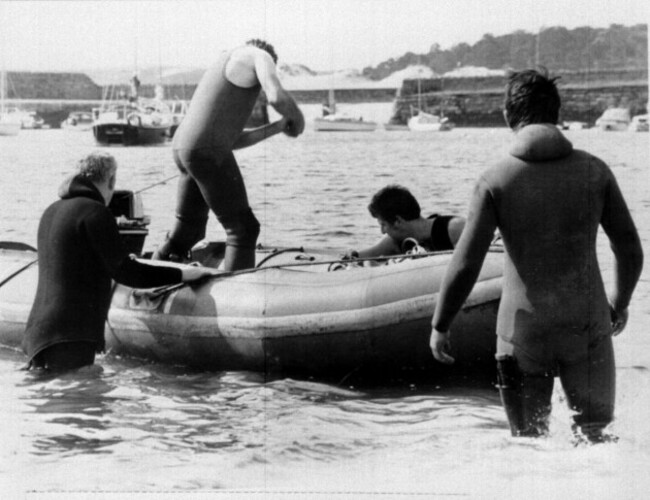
[425, 214, 454, 251]
[434, 124, 637, 438]
[23, 175, 182, 370]
[159, 49, 261, 263]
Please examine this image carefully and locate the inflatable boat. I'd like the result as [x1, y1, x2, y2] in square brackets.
[0, 192, 503, 378]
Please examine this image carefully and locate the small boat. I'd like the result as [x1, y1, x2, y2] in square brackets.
[19, 111, 45, 129]
[61, 111, 94, 131]
[408, 111, 453, 132]
[0, 72, 21, 136]
[0, 195, 502, 377]
[313, 87, 377, 132]
[92, 75, 172, 146]
[595, 108, 631, 131]
[167, 99, 188, 139]
[314, 114, 378, 132]
[629, 114, 649, 132]
[92, 98, 172, 146]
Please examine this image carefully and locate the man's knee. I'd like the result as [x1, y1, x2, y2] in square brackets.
[219, 209, 260, 248]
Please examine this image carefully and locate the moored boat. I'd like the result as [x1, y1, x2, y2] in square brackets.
[595, 107, 631, 131]
[92, 98, 172, 146]
[314, 114, 378, 132]
[61, 111, 94, 131]
[408, 111, 453, 132]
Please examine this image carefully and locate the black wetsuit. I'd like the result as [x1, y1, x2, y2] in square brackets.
[23, 175, 182, 366]
[426, 214, 454, 251]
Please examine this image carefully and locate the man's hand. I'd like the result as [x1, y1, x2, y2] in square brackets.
[609, 304, 629, 336]
[430, 328, 455, 364]
[181, 266, 220, 282]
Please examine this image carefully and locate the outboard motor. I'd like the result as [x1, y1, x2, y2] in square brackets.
[108, 190, 150, 256]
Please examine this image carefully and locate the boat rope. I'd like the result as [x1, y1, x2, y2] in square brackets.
[0, 259, 38, 289]
[137, 246, 504, 299]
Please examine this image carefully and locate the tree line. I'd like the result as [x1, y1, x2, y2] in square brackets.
[362, 24, 648, 80]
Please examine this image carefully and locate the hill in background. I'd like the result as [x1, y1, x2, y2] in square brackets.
[86, 24, 647, 90]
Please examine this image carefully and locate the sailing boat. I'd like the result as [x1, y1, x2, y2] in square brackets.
[407, 65, 453, 132]
[92, 75, 172, 146]
[313, 86, 377, 132]
[0, 71, 21, 136]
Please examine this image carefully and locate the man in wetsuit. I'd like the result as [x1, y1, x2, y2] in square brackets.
[152, 39, 305, 271]
[347, 185, 465, 259]
[429, 69, 643, 442]
[23, 152, 214, 372]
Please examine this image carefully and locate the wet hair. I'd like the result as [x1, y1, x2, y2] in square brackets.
[504, 67, 561, 129]
[368, 185, 421, 224]
[76, 151, 117, 183]
[246, 38, 278, 64]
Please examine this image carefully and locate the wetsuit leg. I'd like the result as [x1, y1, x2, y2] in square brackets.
[559, 335, 615, 443]
[30, 341, 96, 371]
[496, 355, 554, 437]
[496, 338, 554, 437]
[153, 150, 210, 261]
[185, 149, 260, 272]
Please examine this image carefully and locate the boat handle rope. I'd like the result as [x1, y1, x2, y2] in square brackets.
[133, 245, 505, 299]
[0, 259, 38, 289]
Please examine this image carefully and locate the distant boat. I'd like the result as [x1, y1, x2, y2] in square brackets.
[314, 114, 378, 132]
[407, 70, 453, 132]
[92, 76, 172, 146]
[407, 111, 453, 132]
[595, 108, 631, 131]
[0, 71, 21, 136]
[313, 87, 377, 132]
[167, 99, 188, 138]
[61, 111, 94, 131]
[18, 110, 45, 129]
[629, 114, 649, 132]
[557, 120, 588, 131]
[383, 122, 409, 131]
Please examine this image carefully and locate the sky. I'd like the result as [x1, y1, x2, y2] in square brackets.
[0, 0, 648, 73]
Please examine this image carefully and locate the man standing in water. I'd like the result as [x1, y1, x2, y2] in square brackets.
[429, 69, 643, 442]
[153, 39, 305, 270]
[23, 152, 214, 372]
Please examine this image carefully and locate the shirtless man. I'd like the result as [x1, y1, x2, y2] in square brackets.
[153, 39, 305, 271]
[348, 185, 465, 259]
[429, 69, 643, 442]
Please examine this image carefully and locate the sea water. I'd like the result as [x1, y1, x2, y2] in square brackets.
[0, 108, 649, 499]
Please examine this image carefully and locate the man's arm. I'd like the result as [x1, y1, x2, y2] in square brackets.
[86, 209, 214, 287]
[600, 169, 643, 334]
[355, 235, 401, 259]
[253, 51, 305, 137]
[232, 118, 288, 150]
[430, 178, 497, 363]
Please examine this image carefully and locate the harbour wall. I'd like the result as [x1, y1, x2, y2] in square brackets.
[4, 68, 648, 128]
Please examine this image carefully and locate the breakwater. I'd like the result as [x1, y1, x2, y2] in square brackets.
[5, 68, 648, 128]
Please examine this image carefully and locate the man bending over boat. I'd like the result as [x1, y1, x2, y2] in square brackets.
[152, 39, 305, 271]
[345, 185, 466, 259]
[23, 152, 214, 372]
[429, 68, 643, 443]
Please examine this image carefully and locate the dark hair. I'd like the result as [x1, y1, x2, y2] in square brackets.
[504, 67, 561, 129]
[246, 38, 278, 63]
[368, 185, 421, 223]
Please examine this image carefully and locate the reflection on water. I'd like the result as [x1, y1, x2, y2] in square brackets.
[0, 126, 649, 496]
